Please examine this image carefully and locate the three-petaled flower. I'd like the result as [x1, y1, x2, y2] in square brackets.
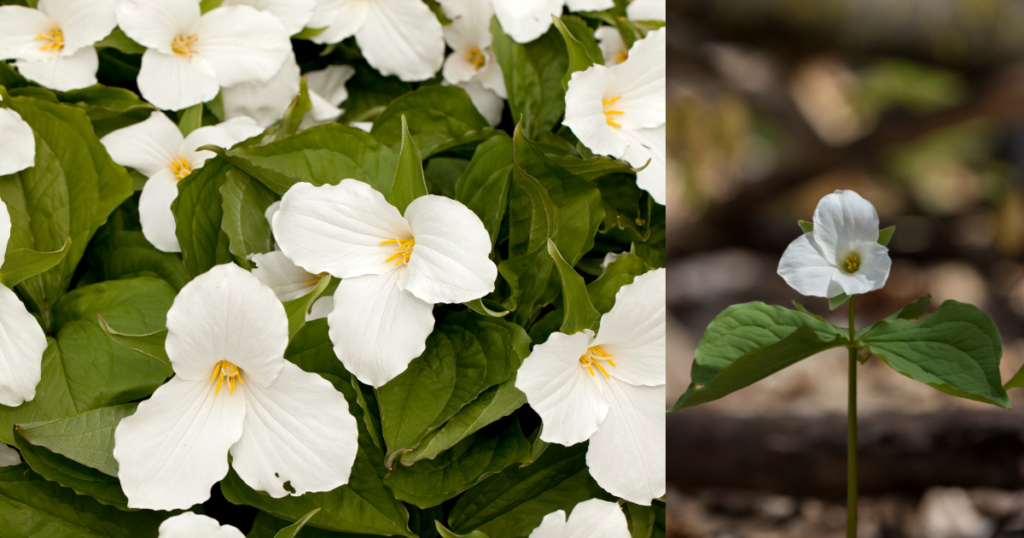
[438, 0, 507, 126]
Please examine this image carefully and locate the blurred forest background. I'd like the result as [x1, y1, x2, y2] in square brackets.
[665, 0, 1024, 537]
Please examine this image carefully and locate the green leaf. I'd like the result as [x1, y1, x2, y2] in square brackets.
[283, 274, 332, 339]
[387, 115, 429, 214]
[508, 125, 556, 259]
[857, 294, 932, 338]
[490, 17, 568, 138]
[436, 522, 490, 538]
[172, 156, 234, 278]
[447, 442, 610, 538]
[247, 511, 360, 538]
[586, 252, 649, 314]
[626, 503, 655, 538]
[594, 173, 650, 241]
[878, 225, 896, 246]
[54, 85, 154, 138]
[97, 317, 170, 368]
[0, 236, 71, 287]
[177, 103, 204, 136]
[83, 231, 189, 291]
[860, 300, 1010, 408]
[498, 245, 559, 327]
[463, 298, 510, 318]
[371, 86, 490, 157]
[220, 167, 276, 268]
[15, 403, 137, 477]
[551, 15, 603, 90]
[548, 153, 635, 181]
[547, 239, 601, 335]
[455, 133, 513, 246]
[385, 416, 532, 508]
[273, 509, 321, 538]
[670, 303, 848, 411]
[14, 432, 129, 509]
[0, 464, 169, 537]
[338, 64, 411, 125]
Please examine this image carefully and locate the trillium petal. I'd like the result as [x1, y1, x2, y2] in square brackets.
[222, 50, 300, 128]
[0, 6, 58, 62]
[355, 0, 444, 82]
[777, 232, 838, 298]
[564, 65, 627, 158]
[251, 250, 320, 302]
[138, 168, 182, 253]
[100, 111, 182, 177]
[607, 28, 665, 131]
[115, 0, 201, 53]
[165, 263, 288, 386]
[478, 51, 507, 98]
[439, 0, 494, 50]
[180, 117, 262, 168]
[328, 271, 435, 387]
[220, 0, 316, 36]
[459, 79, 504, 127]
[442, 53, 478, 86]
[158, 513, 244, 538]
[197, 5, 291, 87]
[303, 90, 343, 129]
[0, 285, 47, 408]
[627, 0, 666, 21]
[0, 201, 11, 264]
[137, 48, 219, 111]
[16, 46, 98, 91]
[308, 0, 367, 44]
[114, 376, 246, 510]
[230, 361, 358, 497]
[0, 443, 20, 467]
[528, 510, 568, 538]
[565, 0, 615, 11]
[586, 379, 665, 505]
[563, 498, 630, 537]
[594, 26, 627, 65]
[273, 180, 412, 278]
[41, 0, 118, 54]
[828, 241, 891, 296]
[402, 194, 497, 304]
[493, 0, 563, 44]
[307, 296, 333, 321]
[812, 189, 881, 263]
[0, 108, 36, 177]
[515, 331, 609, 446]
[305, 64, 355, 108]
[619, 124, 666, 205]
[593, 269, 665, 387]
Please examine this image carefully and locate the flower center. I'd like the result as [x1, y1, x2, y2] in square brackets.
[380, 238, 415, 266]
[172, 34, 198, 57]
[170, 156, 192, 179]
[465, 47, 486, 70]
[579, 345, 616, 378]
[36, 27, 64, 52]
[304, 271, 326, 286]
[209, 360, 243, 395]
[614, 51, 628, 64]
[602, 95, 624, 128]
[843, 252, 861, 274]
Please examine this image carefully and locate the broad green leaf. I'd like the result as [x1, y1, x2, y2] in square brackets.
[587, 252, 649, 314]
[338, 64, 412, 125]
[508, 125, 556, 259]
[463, 298, 510, 318]
[247, 511, 363, 538]
[437, 522, 489, 538]
[220, 167, 276, 268]
[378, 311, 530, 466]
[53, 85, 154, 138]
[0, 89, 134, 327]
[626, 502, 655, 538]
[490, 17, 568, 138]
[0, 236, 70, 287]
[15, 403, 137, 477]
[425, 156, 469, 198]
[857, 294, 931, 338]
[385, 416, 532, 508]
[97, 317, 170, 368]
[177, 103, 203, 136]
[427, 128, 503, 160]
[387, 115, 429, 214]
[670, 303, 848, 411]
[93, 27, 146, 55]
[547, 239, 601, 335]
[447, 442, 610, 538]
[172, 156, 234, 278]
[371, 86, 489, 157]
[83, 231, 189, 290]
[594, 173, 649, 242]
[546, 154, 635, 181]
[14, 433, 129, 509]
[0, 465, 168, 537]
[283, 274, 332, 339]
[274, 509, 321, 538]
[551, 15, 603, 90]
[51, 276, 176, 335]
[455, 133, 513, 246]
[860, 300, 1010, 408]
[499, 245, 559, 327]
[221, 124, 397, 196]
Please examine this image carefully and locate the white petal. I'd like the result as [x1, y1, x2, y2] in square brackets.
[0, 285, 47, 408]
[439, 0, 494, 50]
[306, 296, 332, 321]
[304, 64, 355, 108]
[443, 52, 479, 86]
[273, 180, 412, 278]
[138, 168, 182, 253]
[515, 331, 609, 446]
[0, 443, 20, 467]
[565, 0, 614, 11]
[180, 117, 262, 168]
[812, 189, 881, 262]
[230, 361, 357, 497]
[828, 241, 891, 296]
[113, 376, 246, 510]
[563, 499, 630, 538]
[165, 263, 288, 386]
[528, 510, 567, 538]
[251, 250, 319, 302]
[197, 5, 291, 87]
[607, 28, 664, 131]
[220, 0, 316, 36]
[564, 65, 626, 158]
[265, 200, 280, 230]
[222, 50, 300, 128]
[308, 0, 368, 44]
[355, 0, 444, 82]
[16, 46, 98, 91]
[626, 0, 665, 21]
[115, 0, 201, 53]
[137, 48, 219, 111]
[586, 380, 665, 505]
[100, 111, 182, 177]
[493, 0, 563, 44]
[594, 26, 627, 65]
[619, 124, 665, 205]
[303, 90, 343, 129]
[0, 202, 9, 274]
[777, 232, 838, 298]
[159, 513, 245, 538]
[0, 6, 58, 62]
[458, 79, 503, 127]
[477, 50, 506, 98]
[0, 108, 35, 177]
[328, 271, 434, 388]
[593, 268, 665, 387]
[402, 195, 496, 304]
[40, 0, 118, 54]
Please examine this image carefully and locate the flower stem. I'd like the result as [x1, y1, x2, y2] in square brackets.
[847, 295, 858, 538]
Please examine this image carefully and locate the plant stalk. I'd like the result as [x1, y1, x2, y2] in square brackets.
[847, 295, 858, 538]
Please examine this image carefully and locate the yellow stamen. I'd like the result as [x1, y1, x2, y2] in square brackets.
[380, 238, 415, 266]
[170, 156, 192, 179]
[579, 345, 615, 379]
[614, 51, 628, 64]
[36, 27, 64, 52]
[209, 360, 243, 395]
[602, 95, 624, 127]
[843, 253, 861, 274]
[172, 34, 198, 57]
[465, 47, 486, 70]
[304, 272, 326, 286]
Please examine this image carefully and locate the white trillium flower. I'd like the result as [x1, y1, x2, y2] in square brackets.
[220, 0, 316, 36]
[438, 0, 506, 126]
[101, 111, 262, 253]
[0, 0, 118, 91]
[493, 0, 614, 44]
[626, 0, 666, 21]
[594, 26, 628, 66]
[0, 104, 36, 176]
[253, 200, 331, 321]
[272, 179, 497, 387]
[528, 499, 630, 538]
[116, 0, 291, 111]
[301, 64, 357, 130]
[778, 190, 892, 298]
[308, 0, 444, 82]
[515, 268, 665, 505]
[113, 263, 358, 510]
[0, 443, 21, 467]
[564, 27, 665, 205]
[159, 513, 243, 538]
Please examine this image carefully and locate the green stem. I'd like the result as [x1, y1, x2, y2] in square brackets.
[847, 295, 858, 538]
